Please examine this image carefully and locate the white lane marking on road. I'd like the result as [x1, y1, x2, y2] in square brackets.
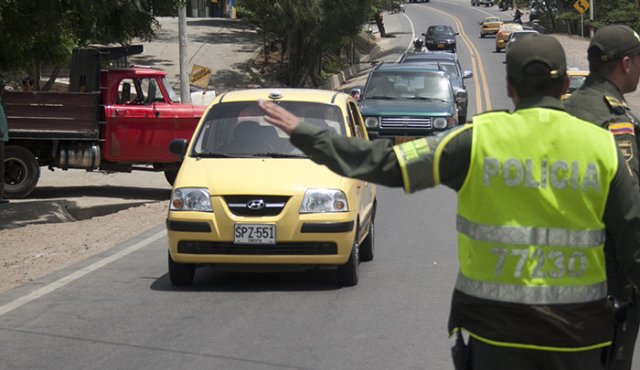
[402, 12, 416, 61]
[0, 230, 165, 317]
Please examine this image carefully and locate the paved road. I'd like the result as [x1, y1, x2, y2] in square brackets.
[4, 2, 640, 369]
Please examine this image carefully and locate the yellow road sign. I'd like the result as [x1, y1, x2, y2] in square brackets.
[573, 0, 589, 14]
[190, 65, 212, 89]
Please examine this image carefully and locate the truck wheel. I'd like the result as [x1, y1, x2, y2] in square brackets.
[360, 218, 375, 262]
[337, 241, 359, 286]
[168, 251, 195, 286]
[164, 169, 178, 186]
[4, 145, 40, 199]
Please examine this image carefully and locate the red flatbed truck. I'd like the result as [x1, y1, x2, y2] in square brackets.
[3, 45, 207, 198]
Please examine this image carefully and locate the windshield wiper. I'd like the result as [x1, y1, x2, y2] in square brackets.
[192, 152, 233, 158]
[251, 152, 307, 158]
[366, 95, 396, 100]
[405, 96, 448, 102]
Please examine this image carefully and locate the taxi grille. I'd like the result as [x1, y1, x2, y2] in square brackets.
[178, 241, 338, 255]
[380, 116, 432, 129]
[224, 195, 290, 216]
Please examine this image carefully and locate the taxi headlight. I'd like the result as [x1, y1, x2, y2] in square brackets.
[170, 188, 213, 212]
[364, 117, 379, 128]
[433, 117, 448, 129]
[300, 189, 349, 213]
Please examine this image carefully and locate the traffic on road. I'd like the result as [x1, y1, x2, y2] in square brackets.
[2, 1, 640, 369]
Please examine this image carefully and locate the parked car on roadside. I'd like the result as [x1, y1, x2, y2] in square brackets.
[360, 63, 462, 141]
[166, 88, 377, 287]
[399, 51, 473, 122]
[472, 0, 494, 6]
[423, 25, 458, 53]
[480, 16, 503, 38]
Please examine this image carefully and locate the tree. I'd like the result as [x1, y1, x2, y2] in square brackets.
[0, 0, 179, 90]
[238, 0, 377, 87]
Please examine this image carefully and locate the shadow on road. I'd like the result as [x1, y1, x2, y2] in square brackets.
[28, 185, 171, 201]
[150, 267, 346, 293]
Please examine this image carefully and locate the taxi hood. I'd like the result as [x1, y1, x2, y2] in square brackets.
[176, 157, 345, 194]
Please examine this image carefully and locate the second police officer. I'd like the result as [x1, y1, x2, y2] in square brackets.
[564, 24, 640, 370]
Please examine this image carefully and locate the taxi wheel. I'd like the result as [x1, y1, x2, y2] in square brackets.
[338, 242, 359, 286]
[360, 219, 375, 262]
[164, 169, 178, 186]
[168, 251, 195, 286]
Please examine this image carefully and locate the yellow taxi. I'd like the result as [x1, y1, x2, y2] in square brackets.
[561, 69, 589, 100]
[495, 23, 524, 52]
[166, 89, 377, 287]
[480, 16, 503, 38]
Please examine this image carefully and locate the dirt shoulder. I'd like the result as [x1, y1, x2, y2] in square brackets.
[0, 202, 168, 293]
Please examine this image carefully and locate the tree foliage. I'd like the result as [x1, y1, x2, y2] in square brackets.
[0, 0, 179, 88]
[238, 0, 379, 87]
[531, 0, 640, 36]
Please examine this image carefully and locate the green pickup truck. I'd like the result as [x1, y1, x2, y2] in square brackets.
[359, 63, 464, 141]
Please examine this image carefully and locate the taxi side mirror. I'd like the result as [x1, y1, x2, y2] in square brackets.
[169, 139, 188, 158]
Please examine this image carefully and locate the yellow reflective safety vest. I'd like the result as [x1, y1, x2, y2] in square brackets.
[453, 108, 618, 351]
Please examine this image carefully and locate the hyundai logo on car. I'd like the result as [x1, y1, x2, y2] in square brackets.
[247, 199, 266, 210]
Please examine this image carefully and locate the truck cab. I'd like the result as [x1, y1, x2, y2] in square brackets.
[101, 68, 204, 164]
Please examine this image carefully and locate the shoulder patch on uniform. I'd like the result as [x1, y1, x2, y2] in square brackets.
[604, 95, 627, 114]
[617, 140, 634, 162]
[608, 122, 635, 136]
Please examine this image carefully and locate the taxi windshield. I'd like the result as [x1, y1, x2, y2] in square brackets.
[191, 101, 345, 157]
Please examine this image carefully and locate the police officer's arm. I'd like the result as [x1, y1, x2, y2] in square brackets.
[259, 99, 472, 189]
[603, 150, 640, 286]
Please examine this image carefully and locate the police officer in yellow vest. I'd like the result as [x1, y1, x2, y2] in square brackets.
[258, 33, 640, 370]
[564, 24, 640, 370]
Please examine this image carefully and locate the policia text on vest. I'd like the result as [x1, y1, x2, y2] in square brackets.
[483, 157, 601, 191]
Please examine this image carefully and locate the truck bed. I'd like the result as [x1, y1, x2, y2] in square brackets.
[4, 91, 101, 140]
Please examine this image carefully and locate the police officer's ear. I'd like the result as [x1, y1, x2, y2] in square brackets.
[620, 54, 639, 75]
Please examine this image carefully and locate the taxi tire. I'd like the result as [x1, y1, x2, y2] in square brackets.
[338, 242, 359, 287]
[360, 219, 375, 262]
[164, 169, 178, 186]
[168, 251, 195, 285]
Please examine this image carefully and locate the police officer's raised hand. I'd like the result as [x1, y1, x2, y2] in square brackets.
[258, 99, 300, 135]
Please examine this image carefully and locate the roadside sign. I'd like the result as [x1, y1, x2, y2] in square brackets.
[190, 64, 211, 89]
[573, 0, 589, 14]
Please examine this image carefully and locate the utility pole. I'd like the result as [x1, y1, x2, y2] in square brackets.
[589, 0, 595, 38]
[178, 1, 191, 103]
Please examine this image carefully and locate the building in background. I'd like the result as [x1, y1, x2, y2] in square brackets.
[187, 0, 237, 18]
